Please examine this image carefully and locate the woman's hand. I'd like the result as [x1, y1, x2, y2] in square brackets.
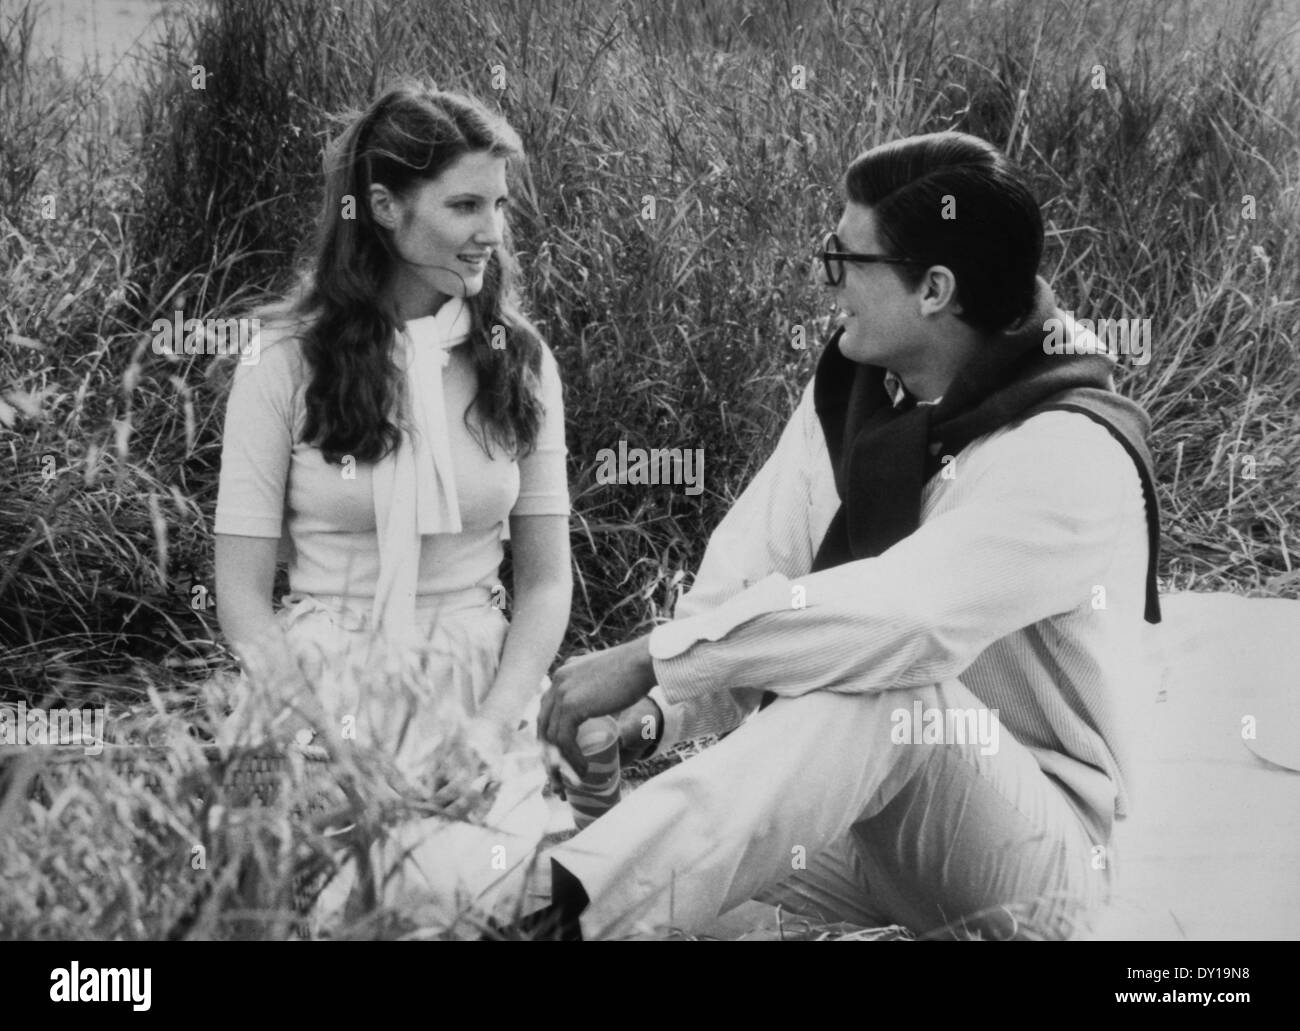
[538, 636, 656, 776]
[463, 712, 514, 774]
[426, 715, 512, 819]
[430, 764, 494, 821]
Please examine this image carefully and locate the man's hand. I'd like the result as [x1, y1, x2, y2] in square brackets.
[539, 636, 656, 776]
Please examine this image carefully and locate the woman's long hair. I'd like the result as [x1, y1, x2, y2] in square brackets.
[282, 83, 546, 464]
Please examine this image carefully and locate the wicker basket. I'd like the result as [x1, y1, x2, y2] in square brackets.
[4, 741, 352, 938]
[13, 740, 338, 806]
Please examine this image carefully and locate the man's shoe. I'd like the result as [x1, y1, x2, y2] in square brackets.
[482, 859, 588, 940]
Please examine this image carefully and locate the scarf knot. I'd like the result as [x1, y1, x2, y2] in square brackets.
[371, 298, 473, 639]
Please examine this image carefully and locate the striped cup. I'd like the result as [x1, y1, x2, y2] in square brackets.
[562, 716, 622, 829]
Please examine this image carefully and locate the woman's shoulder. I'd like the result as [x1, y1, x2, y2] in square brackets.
[221, 317, 313, 432]
[535, 335, 560, 372]
[520, 323, 559, 376]
[531, 335, 565, 411]
[236, 317, 310, 386]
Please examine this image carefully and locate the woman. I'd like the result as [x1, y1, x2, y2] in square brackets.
[213, 83, 571, 815]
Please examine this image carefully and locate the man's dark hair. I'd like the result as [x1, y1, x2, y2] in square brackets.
[844, 131, 1043, 334]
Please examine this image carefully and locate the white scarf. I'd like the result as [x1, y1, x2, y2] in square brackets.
[371, 298, 473, 639]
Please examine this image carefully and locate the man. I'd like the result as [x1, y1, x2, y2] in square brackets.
[536, 131, 1161, 941]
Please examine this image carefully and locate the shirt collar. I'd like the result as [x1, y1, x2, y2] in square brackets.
[884, 369, 943, 409]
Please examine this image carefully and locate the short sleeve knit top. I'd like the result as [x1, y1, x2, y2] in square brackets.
[213, 328, 569, 599]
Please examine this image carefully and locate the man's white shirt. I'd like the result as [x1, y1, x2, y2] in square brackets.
[645, 373, 1154, 831]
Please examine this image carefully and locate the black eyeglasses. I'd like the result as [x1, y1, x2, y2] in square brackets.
[819, 231, 924, 286]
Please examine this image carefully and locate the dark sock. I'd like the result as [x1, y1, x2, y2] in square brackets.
[483, 859, 588, 941]
[548, 859, 589, 939]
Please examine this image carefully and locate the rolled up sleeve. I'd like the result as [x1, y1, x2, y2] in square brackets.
[649, 412, 1133, 705]
[645, 378, 822, 751]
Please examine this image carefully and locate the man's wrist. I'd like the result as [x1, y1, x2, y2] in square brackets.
[619, 695, 665, 761]
[625, 634, 657, 695]
[646, 696, 665, 752]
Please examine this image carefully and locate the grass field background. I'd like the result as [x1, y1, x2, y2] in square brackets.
[1, 0, 1297, 938]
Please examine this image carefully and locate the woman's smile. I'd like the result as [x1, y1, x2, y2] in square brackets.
[382, 151, 509, 317]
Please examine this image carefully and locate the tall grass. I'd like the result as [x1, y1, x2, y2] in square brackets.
[1, 0, 1298, 937]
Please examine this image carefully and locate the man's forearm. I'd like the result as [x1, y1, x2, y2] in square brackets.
[644, 683, 762, 754]
[647, 418, 1136, 705]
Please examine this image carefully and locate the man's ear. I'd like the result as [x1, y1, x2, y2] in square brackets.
[368, 183, 400, 230]
[918, 265, 962, 317]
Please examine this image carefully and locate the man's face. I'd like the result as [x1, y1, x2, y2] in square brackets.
[830, 202, 924, 368]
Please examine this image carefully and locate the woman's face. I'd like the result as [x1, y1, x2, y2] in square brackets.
[376, 151, 510, 320]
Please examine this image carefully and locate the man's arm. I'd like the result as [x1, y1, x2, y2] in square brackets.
[647, 412, 1140, 705]
[640, 377, 825, 753]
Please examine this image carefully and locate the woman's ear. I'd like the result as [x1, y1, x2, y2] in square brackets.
[368, 183, 399, 230]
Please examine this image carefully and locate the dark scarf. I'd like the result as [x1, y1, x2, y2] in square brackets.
[811, 276, 1162, 624]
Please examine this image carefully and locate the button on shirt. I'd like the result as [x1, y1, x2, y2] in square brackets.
[645, 373, 1153, 832]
